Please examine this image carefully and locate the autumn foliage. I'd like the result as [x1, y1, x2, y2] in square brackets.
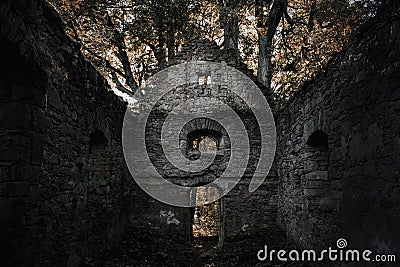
[47, 0, 380, 100]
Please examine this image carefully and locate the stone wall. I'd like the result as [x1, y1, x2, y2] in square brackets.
[0, 21, 47, 267]
[169, 39, 256, 80]
[0, 1, 137, 266]
[127, 50, 280, 242]
[276, 2, 400, 253]
[0, 2, 280, 265]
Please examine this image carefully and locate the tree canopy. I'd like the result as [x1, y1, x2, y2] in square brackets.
[47, 0, 381, 100]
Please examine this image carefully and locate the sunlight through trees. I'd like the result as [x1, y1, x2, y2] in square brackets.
[47, 0, 380, 100]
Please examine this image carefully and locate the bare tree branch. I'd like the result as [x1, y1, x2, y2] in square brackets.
[111, 71, 135, 96]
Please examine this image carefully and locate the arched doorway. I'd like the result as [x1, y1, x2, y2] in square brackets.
[181, 121, 227, 246]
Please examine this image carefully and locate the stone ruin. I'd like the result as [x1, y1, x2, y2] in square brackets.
[0, 0, 399, 266]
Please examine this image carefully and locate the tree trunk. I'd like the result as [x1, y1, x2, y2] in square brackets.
[257, 33, 269, 87]
[116, 44, 137, 94]
[113, 30, 138, 95]
[167, 29, 176, 61]
[257, 0, 285, 92]
[220, 0, 239, 54]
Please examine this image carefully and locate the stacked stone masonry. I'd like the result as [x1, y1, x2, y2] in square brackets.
[275, 4, 400, 253]
[0, 0, 399, 266]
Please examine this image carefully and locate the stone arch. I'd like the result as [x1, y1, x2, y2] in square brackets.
[179, 117, 230, 155]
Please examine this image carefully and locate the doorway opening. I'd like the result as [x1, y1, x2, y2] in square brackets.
[190, 186, 223, 248]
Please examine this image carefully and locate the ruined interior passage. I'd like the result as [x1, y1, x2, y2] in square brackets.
[192, 186, 221, 238]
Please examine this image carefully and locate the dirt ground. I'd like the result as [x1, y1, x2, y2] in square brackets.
[82, 225, 317, 267]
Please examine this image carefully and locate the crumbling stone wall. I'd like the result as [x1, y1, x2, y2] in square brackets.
[130, 50, 280, 242]
[2, 0, 398, 265]
[276, 3, 400, 253]
[0, 24, 47, 267]
[168, 40, 256, 80]
[0, 1, 137, 266]
[0, 2, 279, 265]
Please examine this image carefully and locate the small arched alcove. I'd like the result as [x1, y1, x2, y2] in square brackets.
[305, 130, 329, 173]
[89, 130, 108, 153]
[303, 130, 330, 214]
[306, 130, 328, 148]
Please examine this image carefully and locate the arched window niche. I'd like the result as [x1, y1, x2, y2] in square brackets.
[187, 129, 221, 152]
[179, 117, 229, 159]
